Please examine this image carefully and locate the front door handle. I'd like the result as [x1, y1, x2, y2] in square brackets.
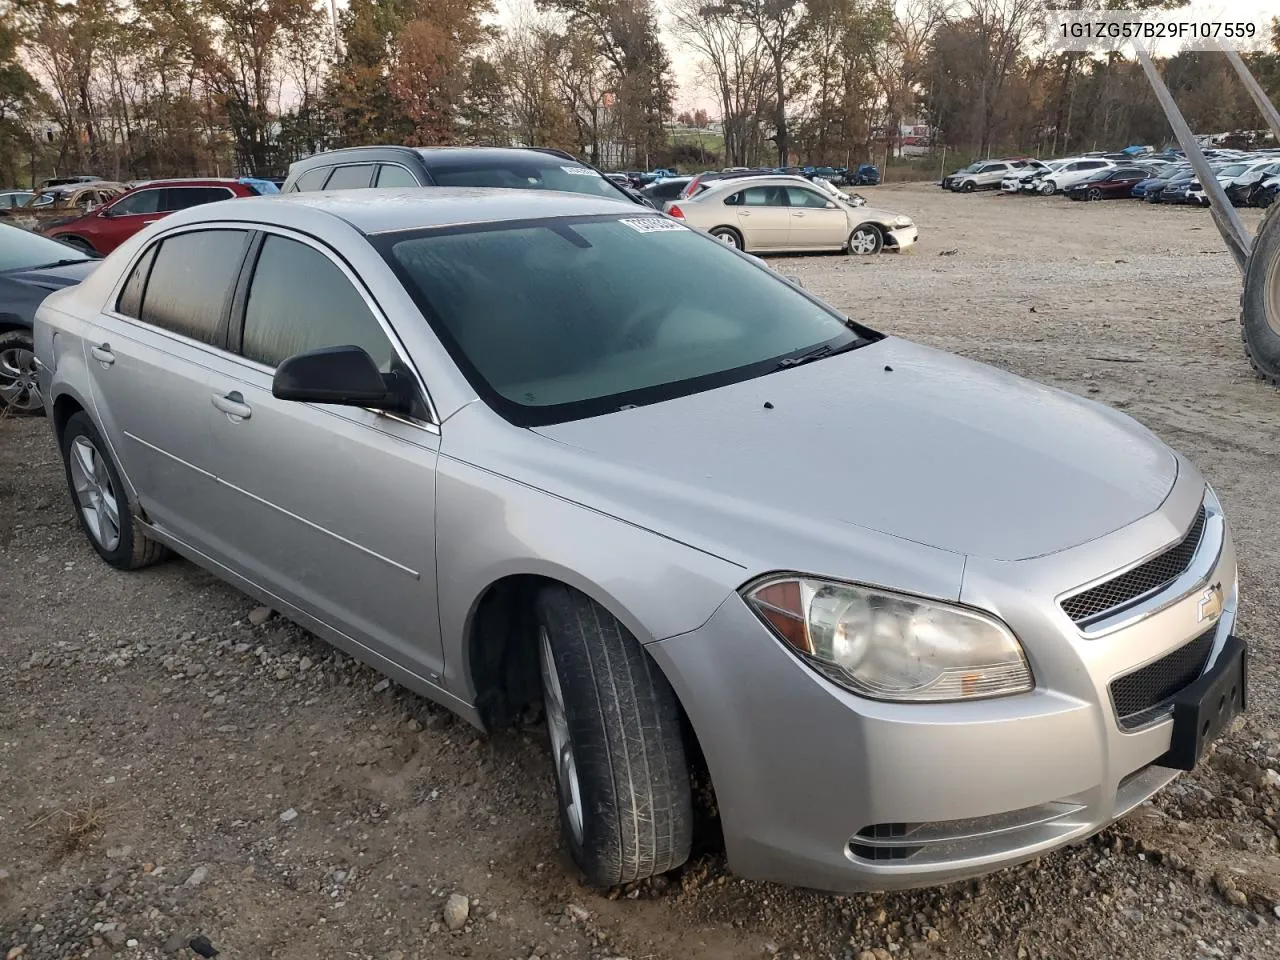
[739, 210, 751, 217]
[792, 212, 805, 218]
[90, 343, 115, 366]
[212, 391, 252, 421]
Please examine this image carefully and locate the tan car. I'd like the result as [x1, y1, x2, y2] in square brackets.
[1, 182, 127, 232]
[668, 175, 916, 256]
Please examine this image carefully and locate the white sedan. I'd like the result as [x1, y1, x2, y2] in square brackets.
[668, 175, 916, 256]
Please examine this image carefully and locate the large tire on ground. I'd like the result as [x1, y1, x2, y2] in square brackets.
[1039, 180, 1057, 196]
[0, 329, 45, 416]
[59, 411, 168, 570]
[534, 584, 692, 887]
[1241, 203, 1280, 385]
[961, 180, 976, 193]
[1087, 187, 1103, 201]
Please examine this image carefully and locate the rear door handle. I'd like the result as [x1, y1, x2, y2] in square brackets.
[90, 343, 115, 366]
[211, 391, 252, 421]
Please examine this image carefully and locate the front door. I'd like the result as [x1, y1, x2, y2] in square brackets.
[199, 230, 445, 680]
[734, 185, 791, 250]
[92, 186, 167, 253]
[784, 185, 848, 249]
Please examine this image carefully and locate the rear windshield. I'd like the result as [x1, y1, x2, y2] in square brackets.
[421, 156, 626, 202]
[377, 214, 876, 426]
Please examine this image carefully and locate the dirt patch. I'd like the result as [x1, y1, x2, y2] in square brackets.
[2, 184, 1279, 960]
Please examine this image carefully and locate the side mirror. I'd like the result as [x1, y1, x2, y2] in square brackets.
[825, 200, 838, 209]
[272, 345, 409, 414]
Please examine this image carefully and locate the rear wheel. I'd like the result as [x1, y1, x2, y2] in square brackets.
[709, 226, 744, 250]
[59, 411, 168, 569]
[848, 223, 884, 256]
[1240, 203, 1280, 385]
[0, 330, 44, 416]
[534, 585, 692, 887]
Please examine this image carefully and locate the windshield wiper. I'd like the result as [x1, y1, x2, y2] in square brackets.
[29, 258, 94, 269]
[773, 337, 867, 371]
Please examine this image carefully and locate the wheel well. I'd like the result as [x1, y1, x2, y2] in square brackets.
[52, 394, 85, 442]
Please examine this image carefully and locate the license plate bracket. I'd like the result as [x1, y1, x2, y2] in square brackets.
[1157, 635, 1247, 771]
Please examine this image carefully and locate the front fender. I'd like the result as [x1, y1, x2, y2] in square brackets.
[434, 444, 744, 704]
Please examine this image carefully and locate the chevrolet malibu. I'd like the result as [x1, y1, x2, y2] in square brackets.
[35, 190, 1245, 893]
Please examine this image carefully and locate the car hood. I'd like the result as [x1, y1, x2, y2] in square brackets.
[532, 338, 1177, 563]
[842, 202, 908, 224]
[2, 259, 99, 290]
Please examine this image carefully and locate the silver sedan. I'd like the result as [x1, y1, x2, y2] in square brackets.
[35, 189, 1245, 892]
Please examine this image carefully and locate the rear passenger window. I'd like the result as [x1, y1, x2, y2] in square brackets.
[138, 230, 248, 345]
[164, 187, 234, 210]
[324, 165, 375, 190]
[291, 167, 329, 192]
[115, 245, 156, 318]
[376, 164, 419, 188]
[241, 235, 394, 371]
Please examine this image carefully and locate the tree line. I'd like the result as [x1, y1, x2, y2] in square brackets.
[1, 0, 1278, 188]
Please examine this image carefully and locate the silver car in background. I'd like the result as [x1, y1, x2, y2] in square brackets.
[35, 189, 1245, 893]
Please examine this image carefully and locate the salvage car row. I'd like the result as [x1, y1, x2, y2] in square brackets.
[943, 149, 1280, 206]
[2, 142, 1248, 901]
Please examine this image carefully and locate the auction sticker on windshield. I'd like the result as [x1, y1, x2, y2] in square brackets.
[560, 166, 600, 176]
[618, 217, 688, 234]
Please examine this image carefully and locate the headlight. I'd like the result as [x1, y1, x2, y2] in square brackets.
[743, 575, 1033, 702]
[892, 215, 912, 228]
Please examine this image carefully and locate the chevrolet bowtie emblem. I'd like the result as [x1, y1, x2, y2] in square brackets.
[1197, 583, 1224, 623]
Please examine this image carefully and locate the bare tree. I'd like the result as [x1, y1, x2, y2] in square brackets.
[669, 0, 771, 165]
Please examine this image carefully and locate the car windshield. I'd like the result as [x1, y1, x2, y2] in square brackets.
[1218, 163, 1251, 177]
[421, 155, 628, 202]
[0, 223, 94, 271]
[378, 214, 876, 425]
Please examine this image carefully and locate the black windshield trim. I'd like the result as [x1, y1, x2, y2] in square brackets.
[370, 213, 883, 427]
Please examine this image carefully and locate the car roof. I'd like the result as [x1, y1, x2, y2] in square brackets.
[153, 187, 639, 235]
[292, 145, 584, 169]
[126, 178, 247, 187]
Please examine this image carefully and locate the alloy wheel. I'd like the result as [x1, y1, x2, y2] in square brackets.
[713, 230, 740, 249]
[0, 345, 43, 413]
[69, 435, 121, 551]
[849, 229, 879, 255]
[539, 626, 585, 845]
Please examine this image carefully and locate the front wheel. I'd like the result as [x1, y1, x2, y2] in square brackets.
[0, 330, 45, 416]
[1087, 187, 1103, 201]
[59, 411, 168, 570]
[961, 181, 975, 193]
[848, 223, 884, 256]
[535, 585, 692, 887]
[1039, 181, 1057, 195]
[709, 226, 744, 250]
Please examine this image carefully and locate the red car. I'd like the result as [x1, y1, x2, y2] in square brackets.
[41, 178, 272, 254]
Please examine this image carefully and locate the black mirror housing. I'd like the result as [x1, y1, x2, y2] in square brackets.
[273, 345, 402, 411]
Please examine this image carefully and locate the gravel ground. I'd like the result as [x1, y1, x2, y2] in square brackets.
[3, 183, 1280, 960]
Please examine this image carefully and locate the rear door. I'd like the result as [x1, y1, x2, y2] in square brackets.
[733, 185, 790, 249]
[375, 163, 422, 188]
[81, 227, 251, 552]
[198, 228, 444, 678]
[784, 185, 847, 249]
[322, 164, 376, 190]
[164, 185, 237, 211]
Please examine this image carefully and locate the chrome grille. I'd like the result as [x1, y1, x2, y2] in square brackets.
[1108, 627, 1215, 729]
[1061, 505, 1207, 626]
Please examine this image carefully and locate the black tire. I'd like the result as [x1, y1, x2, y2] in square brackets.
[961, 181, 975, 193]
[709, 226, 744, 251]
[847, 223, 884, 256]
[534, 585, 692, 887]
[59, 411, 168, 570]
[0, 330, 45, 416]
[1087, 187, 1103, 201]
[1241, 202, 1280, 386]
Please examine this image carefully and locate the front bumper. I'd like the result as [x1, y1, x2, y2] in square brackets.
[650, 481, 1239, 892]
[885, 227, 917, 251]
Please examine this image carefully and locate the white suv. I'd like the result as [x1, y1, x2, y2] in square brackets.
[949, 161, 1017, 193]
[1037, 158, 1115, 195]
